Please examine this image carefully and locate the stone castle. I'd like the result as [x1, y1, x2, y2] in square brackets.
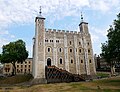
[32, 9, 96, 83]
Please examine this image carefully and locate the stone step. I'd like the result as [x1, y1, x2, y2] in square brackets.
[45, 65, 85, 83]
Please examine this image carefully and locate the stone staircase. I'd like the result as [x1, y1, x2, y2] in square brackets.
[45, 65, 86, 83]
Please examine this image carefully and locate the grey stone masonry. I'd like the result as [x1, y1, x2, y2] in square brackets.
[32, 14, 96, 83]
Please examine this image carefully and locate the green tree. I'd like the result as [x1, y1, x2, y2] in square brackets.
[0, 54, 1, 63]
[101, 13, 120, 75]
[0, 40, 28, 75]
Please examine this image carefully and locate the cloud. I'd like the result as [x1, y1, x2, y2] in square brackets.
[0, 0, 119, 31]
[89, 0, 120, 13]
[0, 0, 120, 56]
[26, 45, 33, 58]
[0, 29, 15, 52]
[0, 38, 9, 48]
[90, 26, 108, 37]
[89, 26, 110, 54]
[89, 26, 108, 44]
[89, 1, 110, 12]
[69, 0, 89, 7]
[0, 30, 9, 35]
[90, 34, 99, 43]
[0, 0, 90, 30]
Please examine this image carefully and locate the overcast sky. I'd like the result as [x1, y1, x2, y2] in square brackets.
[0, 0, 120, 57]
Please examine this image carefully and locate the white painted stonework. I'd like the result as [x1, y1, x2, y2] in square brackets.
[32, 14, 96, 82]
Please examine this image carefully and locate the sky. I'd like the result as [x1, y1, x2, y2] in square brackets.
[0, 0, 120, 58]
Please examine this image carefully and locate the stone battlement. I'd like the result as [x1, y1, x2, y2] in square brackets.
[45, 28, 80, 34]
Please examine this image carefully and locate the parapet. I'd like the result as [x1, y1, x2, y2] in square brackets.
[62, 30, 65, 33]
[57, 30, 61, 32]
[66, 30, 69, 33]
[48, 29, 52, 32]
[53, 29, 56, 32]
[45, 28, 80, 35]
[74, 31, 77, 33]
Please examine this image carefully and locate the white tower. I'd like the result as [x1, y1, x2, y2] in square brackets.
[32, 7, 47, 83]
[79, 13, 90, 75]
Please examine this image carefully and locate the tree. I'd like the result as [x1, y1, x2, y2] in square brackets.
[0, 39, 28, 75]
[101, 13, 120, 75]
[0, 54, 1, 63]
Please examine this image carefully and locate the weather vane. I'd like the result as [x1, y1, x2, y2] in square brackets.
[81, 12, 83, 22]
[39, 6, 42, 16]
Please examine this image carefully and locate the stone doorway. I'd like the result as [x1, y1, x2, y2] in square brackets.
[47, 58, 51, 66]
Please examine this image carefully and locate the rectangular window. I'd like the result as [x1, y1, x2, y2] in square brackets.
[21, 69, 23, 73]
[8, 68, 10, 72]
[21, 65, 23, 68]
[17, 65, 19, 68]
[25, 69, 26, 72]
[25, 65, 27, 68]
[17, 69, 19, 73]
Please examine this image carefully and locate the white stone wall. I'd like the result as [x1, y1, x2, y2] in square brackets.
[33, 17, 96, 80]
[44, 26, 96, 75]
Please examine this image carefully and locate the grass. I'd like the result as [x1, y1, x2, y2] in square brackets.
[0, 76, 120, 92]
[96, 72, 110, 78]
[0, 74, 33, 85]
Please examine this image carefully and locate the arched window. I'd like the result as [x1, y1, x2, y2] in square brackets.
[47, 58, 51, 66]
[71, 59, 73, 63]
[88, 49, 90, 53]
[70, 49, 72, 52]
[56, 40, 59, 43]
[89, 59, 91, 63]
[59, 48, 62, 52]
[81, 60, 83, 63]
[79, 49, 81, 53]
[70, 41, 71, 45]
[60, 58, 62, 64]
[48, 48, 50, 52]
[45, 39, 48, 42]
[88, 42, 89, 46]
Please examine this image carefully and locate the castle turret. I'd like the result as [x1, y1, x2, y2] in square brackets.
[79, 13, 90, 75]
[32, 6, 47, 83]
[78, 13, 96, 75]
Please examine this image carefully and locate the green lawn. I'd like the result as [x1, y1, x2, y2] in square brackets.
[0, 76, 120, 92]
[96, 72, 110, 78]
